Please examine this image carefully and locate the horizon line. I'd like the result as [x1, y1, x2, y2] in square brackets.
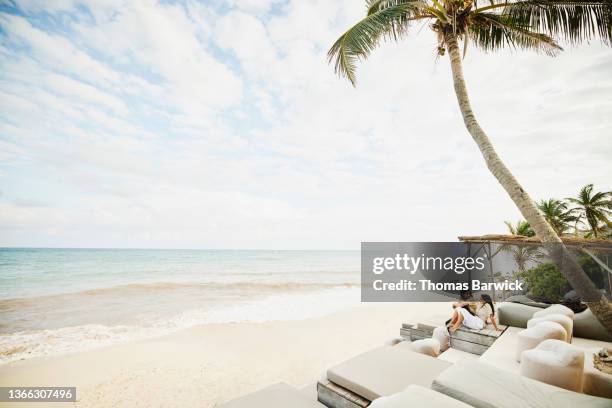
[0, 246, 360, 251]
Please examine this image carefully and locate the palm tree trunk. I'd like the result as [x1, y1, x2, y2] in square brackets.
[444, 33, 612, 334]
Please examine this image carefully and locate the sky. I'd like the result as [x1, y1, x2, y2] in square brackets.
[0, 0, 610, 249]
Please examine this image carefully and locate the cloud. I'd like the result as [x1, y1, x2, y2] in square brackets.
[0, 0, 610, 249]
[74, 0, 243, 112]
[222, 0, 282, 14]
[0, 14, 122, 87]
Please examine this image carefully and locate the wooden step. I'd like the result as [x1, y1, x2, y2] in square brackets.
[317, 380, 370, 408]
[400, 323, 437, 341]
[449, 325, 508, 355]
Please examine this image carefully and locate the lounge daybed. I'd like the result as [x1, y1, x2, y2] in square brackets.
[432, 360, 612, 408]
[219, 382, 324, 408]
[223, 301, 611, 407]
[369, 384, 472, 408]
[498, 302, 612, 342]
[317, 342, 452, 406]
[319, 341, 612, 408]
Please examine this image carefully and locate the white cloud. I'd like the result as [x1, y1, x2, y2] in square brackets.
[0, 0, 610, 249]
[223, 0, 282, 14]
[0, 14, 122, 86]
[74, 0, 243, 112]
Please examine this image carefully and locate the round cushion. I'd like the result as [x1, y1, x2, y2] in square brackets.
[410, 338, 441, 357]
[384, 337, 404, 347]
[527, 314, 573, 342]
[533, 304, 574, 320]
[520, 339, 584, 392]
[516, 321, 566, 362]
[432, 326, 450, 352]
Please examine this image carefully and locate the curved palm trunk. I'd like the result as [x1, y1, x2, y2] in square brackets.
[444, 33, 612, 334]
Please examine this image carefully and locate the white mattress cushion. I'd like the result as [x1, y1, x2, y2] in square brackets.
[220, 382, 323, 408]
[327, 344, 451, 401]
[432, 360, 612, 408]
[369, 385, 472, 408]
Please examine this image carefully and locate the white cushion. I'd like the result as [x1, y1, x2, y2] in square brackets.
[516, 321, 566, 362]
[533, 304, 574, 320]
[411, 338, 441, 357]
[432, 360, 612, 408]
[327, 345, 451, 401]
[520, 339, 584, 392]
[438, 347, 480, 364]
[527, 314, 573, 342]
[433, 326, 450, 352]
[370, 385, 472, 408]
[384, 337, 404, 346]
[221, 383, 323, 408]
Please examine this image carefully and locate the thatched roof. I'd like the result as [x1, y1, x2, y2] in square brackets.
[458, 234, 612, 253]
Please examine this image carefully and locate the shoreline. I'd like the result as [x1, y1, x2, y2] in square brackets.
[0, 287, 362, 365]
[0, 302, 451, 407]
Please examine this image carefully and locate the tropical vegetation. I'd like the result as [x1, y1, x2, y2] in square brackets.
[508, 184, 612, 240]
[520, 262, 568, 303]
[567, 184, 612, 238]
[537, 198, 577, 236]
[500, 220, 543, 273]
[503, 185, 610, 300]
[504, 220, 535, 238]
[520, 256, 608, 303]
[328, 0, 612, 331]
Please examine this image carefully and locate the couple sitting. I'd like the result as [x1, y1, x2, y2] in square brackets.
[447, 292, 500, 334]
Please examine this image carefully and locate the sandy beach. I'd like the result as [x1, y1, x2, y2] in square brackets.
[0, 302, 450, 407]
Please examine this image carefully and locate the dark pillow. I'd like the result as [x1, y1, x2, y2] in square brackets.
[561, 297, 588, 313]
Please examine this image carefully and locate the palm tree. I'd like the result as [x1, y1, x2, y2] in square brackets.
[504, 220, 535, 237]
[328, 0, 612, 332]
[537, 198, 577, 235]
[501, 220, 543, 272]
[567, 184, 612, 238]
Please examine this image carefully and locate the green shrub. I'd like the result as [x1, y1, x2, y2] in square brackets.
[519, 262, 568, 303]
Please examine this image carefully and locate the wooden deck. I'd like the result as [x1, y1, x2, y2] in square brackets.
[402, 322, 508, 355]
[400, 323, 436, 341]
[450, 325, 508, 355]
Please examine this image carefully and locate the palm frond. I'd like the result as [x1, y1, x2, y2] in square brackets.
[366, 0, 428, 15]
[328, 2, 431, 85]
[469, 11, 563, 54]
[537, 198, 577, 234]
[482, 1, 612, 46]
[566, 183, 612, 237]
[504, 219, 536, 236]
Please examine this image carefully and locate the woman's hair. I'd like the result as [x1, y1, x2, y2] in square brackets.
[462, 304, 475, 316]
[459, 290, 472, 301]
[480, 294, 495, 316]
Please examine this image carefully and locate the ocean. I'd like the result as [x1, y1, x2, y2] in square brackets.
[0, 248, 360, 363]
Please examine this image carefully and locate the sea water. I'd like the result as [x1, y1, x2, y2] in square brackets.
[0, 248, 360, 363]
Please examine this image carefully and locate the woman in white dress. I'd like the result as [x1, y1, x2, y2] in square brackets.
[476, 294, 500, 331]
[448, 294, 500, 333]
